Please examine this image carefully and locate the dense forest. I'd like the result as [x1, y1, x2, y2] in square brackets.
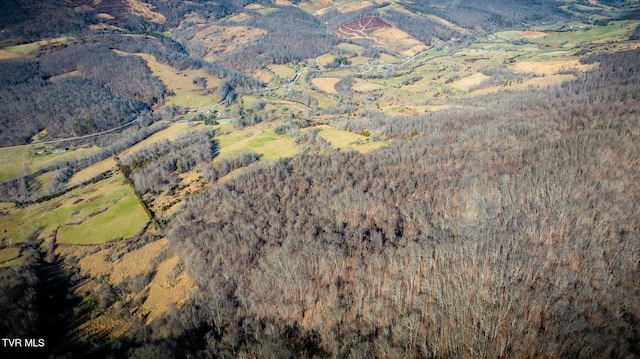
[0, 43, 163, 146]
[119, 130, 218, 194]
[1, 0, 639, 357]
[217, 7, 338, 72]
[160, 49, 640, 357]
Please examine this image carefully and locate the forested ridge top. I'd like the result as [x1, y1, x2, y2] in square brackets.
[0, 0, 639, 358]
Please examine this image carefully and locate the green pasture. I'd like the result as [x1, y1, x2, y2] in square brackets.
[523, 50, 575, 62]
[494, 31, 523, 41]
[269, 64, 296, 80]
[256, 7, 280, 16]
[337, 43, 363, 54]
[349, 56, 371, 66]
[0, 248, 23, 268]
[0, 247, 20, 263]
[3, 36, 72, 56]
[241, 95, 261, 109]
[0, 145, 102, 181]
[0, 147, 30, 181]
[316, 126, 387, 153]
[56, 193, 148, 245]
[216, 123, 298, 160]
[0, 172, 148, 245]
[537, 22, 634, 48]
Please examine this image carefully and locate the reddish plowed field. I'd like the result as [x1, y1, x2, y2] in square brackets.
[336, 16, 392, 39]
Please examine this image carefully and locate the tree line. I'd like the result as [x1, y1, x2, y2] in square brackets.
[118, 129, 218, 194]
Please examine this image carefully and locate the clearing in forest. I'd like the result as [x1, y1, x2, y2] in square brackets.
[92, 0, 166, 24]
[316, 125, 387, 153]
[216, 122, 298, 161]
[191, 24, 266, 61]
[132, 52, 221, 108]
[510, 59, 597, 75]
[270, 64, 296, 80]
[67, 156, 117, 187]
[336, 16, 427, 56]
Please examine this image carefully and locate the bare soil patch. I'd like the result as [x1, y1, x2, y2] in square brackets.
[311, 78, 340, 94]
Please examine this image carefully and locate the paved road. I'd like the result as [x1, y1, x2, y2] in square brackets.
[0, 119, 139, 151]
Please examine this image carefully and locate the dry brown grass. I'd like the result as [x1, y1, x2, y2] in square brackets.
[511, 59, 597, 75]
[141, 256, 197, 324]
[129, 52, 221, 108]
[67, 156, 117, 187]
[372, 27, 429, 57]
[110, 239, 169, 285]
[227, 12, 254, 22]
[123, 0, 166, 24]
[311, 78, 340, 94]
[254, 68, 276, 85]
[352, 78, 385, 92]
[524, 73, 576, 87]
[0, 50, 20, 59]
[191, 24, 266, 61]
[451, 73, 490, 91]
[47, 70, 83, 83]
[75, 306, 130, 340]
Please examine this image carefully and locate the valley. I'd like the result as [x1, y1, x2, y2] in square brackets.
[0, 0, 639, 357]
